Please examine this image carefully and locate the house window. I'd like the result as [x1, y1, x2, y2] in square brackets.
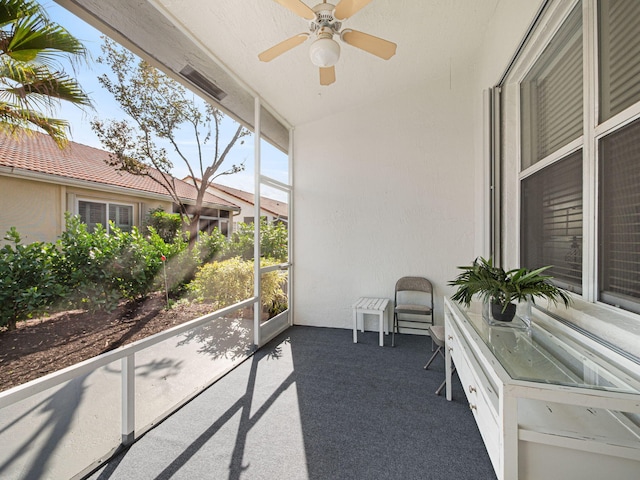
[521, 150, 583, 292]
[198, 217, 229, 236]
[598, 118, 640, 313]
[598, 0, 640, 121]
[109, 204, 133, 232]
[78, 200, 134, 233]
[515, 0, 640, 315]
[520, 4, 582, 169]
[199, 218, 218, 235]
[79, 201, 106, 232]
[175, 204, 232, 237]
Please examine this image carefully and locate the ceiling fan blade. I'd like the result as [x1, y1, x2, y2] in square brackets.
[259, 33, 309, 62]
[341, 29, 397, 60]
[320, 66, 336, 86]
[273, 0, 316, 20]
[333, 0, 373, 20]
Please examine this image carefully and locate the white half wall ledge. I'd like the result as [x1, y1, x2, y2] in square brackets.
[545, 297, 640, 359]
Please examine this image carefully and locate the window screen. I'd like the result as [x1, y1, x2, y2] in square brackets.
[599, 118, 640, 313]
[599, 0, 640, 121]
[521, 5, 583, 168]
[521, 150, 583, 292]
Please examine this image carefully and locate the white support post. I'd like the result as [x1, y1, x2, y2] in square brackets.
[287, 128, 294, 326]
[254, 96, 261, 347]
[121, 353, 135, 445]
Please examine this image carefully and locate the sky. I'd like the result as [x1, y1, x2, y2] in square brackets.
[39, 1, 289, 201]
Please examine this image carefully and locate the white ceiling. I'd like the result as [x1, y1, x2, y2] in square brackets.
[147, 0, 503, 128]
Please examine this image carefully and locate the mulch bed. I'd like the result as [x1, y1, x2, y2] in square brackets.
[0, 294, 216, 392]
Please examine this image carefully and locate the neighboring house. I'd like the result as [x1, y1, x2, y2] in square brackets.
[0, 132, 239, 244]
[185, 177, 288, 231]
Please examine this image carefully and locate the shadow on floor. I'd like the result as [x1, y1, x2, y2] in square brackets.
[86, 326, 496, 480]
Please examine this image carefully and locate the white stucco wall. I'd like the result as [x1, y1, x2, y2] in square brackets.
[293, 68, 476, 329]
[292, 1, 543, 331]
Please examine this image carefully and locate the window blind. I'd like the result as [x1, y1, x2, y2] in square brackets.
[521, 5, 582, 168]
[79, 201, 106, 233]
[521, 151, 583, 292]
[599, 0, 640, 121]
[599, 118, 640, 314]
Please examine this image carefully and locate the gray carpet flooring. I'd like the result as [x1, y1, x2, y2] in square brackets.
[87, 326, 496, 480]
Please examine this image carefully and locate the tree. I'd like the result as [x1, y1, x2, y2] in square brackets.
[91, 37, 249, 246]
[0, 0, 91, 146]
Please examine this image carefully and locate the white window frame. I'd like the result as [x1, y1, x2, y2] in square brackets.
[76, 198, 135, 234]
[197, 215, 230, 239]
[254, 99, 293, 347]
[520, 5, 584, 169]
[497, 0, 640, 352]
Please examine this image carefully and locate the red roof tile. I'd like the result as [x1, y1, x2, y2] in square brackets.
[213, 183, 288, 217]
[0, 131, 238, 210]
[185, 176, 288, 218]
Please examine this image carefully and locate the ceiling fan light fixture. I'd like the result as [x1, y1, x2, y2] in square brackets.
[260, 0, 396, 85]
[309, 36, 340, 67]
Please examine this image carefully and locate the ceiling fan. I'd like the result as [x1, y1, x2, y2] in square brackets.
[258, 0, 397, 86]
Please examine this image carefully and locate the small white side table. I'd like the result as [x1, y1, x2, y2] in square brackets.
[352, 297, 390, 347]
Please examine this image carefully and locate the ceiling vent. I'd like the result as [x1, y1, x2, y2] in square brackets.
[179, 65, 227, 101]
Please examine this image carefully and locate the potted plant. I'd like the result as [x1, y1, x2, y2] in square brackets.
[448, 257, 571, 322]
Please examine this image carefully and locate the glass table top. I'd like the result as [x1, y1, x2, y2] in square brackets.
[453, 301, 640, 395]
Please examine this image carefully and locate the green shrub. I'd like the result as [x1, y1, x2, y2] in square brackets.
[188, 257, 252, 309]
[146, 226, 185, 260]
[197, 229, 226, 264]
[224, 222, 255, 260]
[147, 228, 226, 296]
[224, 219, 288, 262]
[188, 257, 287, 314]
[57, 215, 164, 311]
[159, 247, 199, 296]
[260, 220, 288, 262]
[261, 263, 288, 317]
[56, 216, 118, 311]
[0, 213, 287, 325]
[0, 228, 65, 330]
[145, 207, 184, 243]
[109, 225, 163, 300]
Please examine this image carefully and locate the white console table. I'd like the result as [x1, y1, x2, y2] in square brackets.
[444, 298, 640, 480]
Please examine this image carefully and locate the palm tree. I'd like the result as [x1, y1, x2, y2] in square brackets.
[0, 0, 91, 146]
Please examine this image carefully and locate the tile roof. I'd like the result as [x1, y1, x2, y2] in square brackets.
[0, 131, 238, 210]
[186, 177, 288, 218]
